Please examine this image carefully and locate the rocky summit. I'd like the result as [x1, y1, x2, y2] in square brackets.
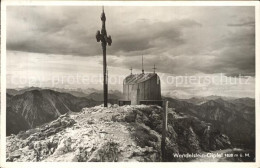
[6, 105, 231, 162]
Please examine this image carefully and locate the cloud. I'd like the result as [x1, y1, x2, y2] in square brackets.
[6, 7, 200, 57]
[7, 6, 99, 56]
[110, 19, 201, 56]
[6, 6, 255, 77]
[227, 21, 255, 27]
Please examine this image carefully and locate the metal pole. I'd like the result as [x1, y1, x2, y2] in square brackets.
[161, 100, 168, 162]
[142, 55, 144, 74]
[96, 7, 112, 107]
[102, 43, 108, 107]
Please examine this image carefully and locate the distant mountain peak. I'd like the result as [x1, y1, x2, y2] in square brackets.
[6, 89, 100, 135]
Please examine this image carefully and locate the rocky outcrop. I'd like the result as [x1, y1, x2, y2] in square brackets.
[111, 105, 231, 161]
[6, 113, 75, 162]
[165, 97, 255, 150]
[6, 105, 231, 162]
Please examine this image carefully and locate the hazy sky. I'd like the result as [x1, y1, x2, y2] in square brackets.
[6, 6, 255, 98]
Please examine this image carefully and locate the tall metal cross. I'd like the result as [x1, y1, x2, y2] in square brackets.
[153, 64, 157, 73]
[96, 6, 112, 107]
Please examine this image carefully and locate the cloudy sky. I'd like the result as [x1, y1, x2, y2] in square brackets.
[6, 6, 255, 98]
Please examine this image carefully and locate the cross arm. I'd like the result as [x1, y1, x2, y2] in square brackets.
[107, 35, 112, 46]
[96, 30, 101, 42]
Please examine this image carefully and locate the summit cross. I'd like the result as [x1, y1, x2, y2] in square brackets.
[96, 6, 112, 107]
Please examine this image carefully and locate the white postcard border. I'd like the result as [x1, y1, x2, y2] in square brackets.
[1, 1, 259, 168]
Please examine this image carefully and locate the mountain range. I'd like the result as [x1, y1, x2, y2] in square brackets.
[6, 87, 125, 135]
[7, 87, 124, 100]
[6, 87, 255, 151]
[6, 89, 100, 135]
[164, 96, 255, 149]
